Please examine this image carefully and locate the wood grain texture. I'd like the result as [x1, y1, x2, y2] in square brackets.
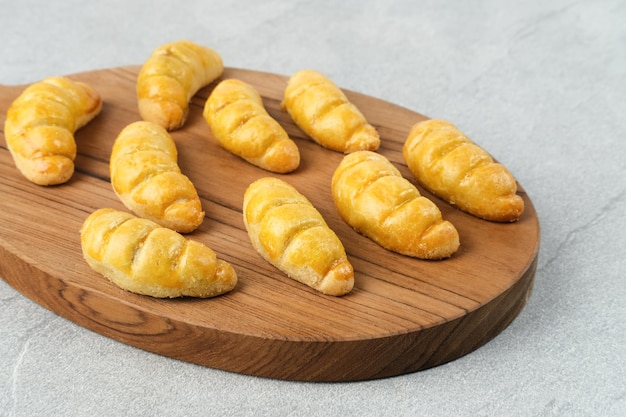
[0, 66, 539, 381]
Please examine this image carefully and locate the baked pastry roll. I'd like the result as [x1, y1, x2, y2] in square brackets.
[110, 121, 204, 233]
[332, 151, 459, 259]
[80, 208, 237, 298]
[203, 78, 300, 173]
[282, 69, 380, 153]
[403, 119, 524, 222]
[4, 76, 102, 185]
[137, 40, 223, 130]
[243, 177, 354, 296]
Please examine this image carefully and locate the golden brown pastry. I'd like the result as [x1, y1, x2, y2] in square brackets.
[80, 208, 237, 298]
[403, 119, 524, 222]
[332, 151, 460, 259]
[282, 69, 380, 153]
[137, 40, 224, 131]
[110, 121, 204, 233]
[203, 79, 300, 173]
[243, 177, 354, 296]
[4, 76, 102, 185]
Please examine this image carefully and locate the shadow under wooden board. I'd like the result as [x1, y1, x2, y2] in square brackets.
[0, 66, 539, 382]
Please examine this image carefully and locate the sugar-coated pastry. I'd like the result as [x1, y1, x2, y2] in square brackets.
[80, 208, 237, 298]
[4, 76, 102, 185]
[332, 151, 460, 259]
[137, 40, 224, 131]
[243, 177, 354, 296]
[110, 121, 204, 233]
[203, 79, 300, 173]
[403, 119, 524, 222]
[282, 69, 380, 153]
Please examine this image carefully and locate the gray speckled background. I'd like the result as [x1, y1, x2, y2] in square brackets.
[1, 1, 625, 416]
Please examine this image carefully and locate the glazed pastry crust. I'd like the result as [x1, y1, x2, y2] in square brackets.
[4, 76, 102, 185]
[203, 79, 300, 173]
[332, 151, 460, 259]
[137, 40, 223, 131]
[282, 69, 380, 153]
[80, 208, 237, 298]
[243, 177, 354, 296]
[110, 121, 204, 233]
[403, 119, 524, 222]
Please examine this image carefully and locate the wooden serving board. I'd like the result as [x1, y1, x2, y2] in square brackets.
[0, 66, 539, 382]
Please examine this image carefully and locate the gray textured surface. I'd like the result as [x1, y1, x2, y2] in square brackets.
[1, 1, 625, 416]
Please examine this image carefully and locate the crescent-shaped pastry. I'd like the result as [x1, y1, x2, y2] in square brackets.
[4, 76, 102, 185]
[137, 40, 223, 130]
[282, 69, 380, 153]
[110, 121, 204, 233]
[332, 151, 460, 259]
[403, 119, 524, 222]
[203, 78, 300, 173]
[243, 177, 354, 296]
[80, 208, 237, 298]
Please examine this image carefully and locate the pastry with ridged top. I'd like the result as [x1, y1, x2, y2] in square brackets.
[80, 208, 237, 298]
[282, 69, 380, 153]
[403, 119, 524, 222]
[4, 76, 102, 185]
[110, 121, 204, 233]
[203, 78, 300, 173]
[137, 39, 223, 130]
[243, 177, 354, 296]
[332, 151, 459, 259]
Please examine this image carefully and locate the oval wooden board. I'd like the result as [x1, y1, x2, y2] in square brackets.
[0, 66, 539, 382]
